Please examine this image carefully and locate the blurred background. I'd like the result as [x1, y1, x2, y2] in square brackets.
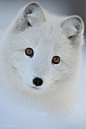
[0, 1, 86, 129]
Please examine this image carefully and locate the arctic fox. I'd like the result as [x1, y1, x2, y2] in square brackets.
[0, 2, 84, 115]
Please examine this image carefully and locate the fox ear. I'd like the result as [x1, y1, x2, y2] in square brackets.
[61, 16, 84, 40]
[11, 2, 45, 32]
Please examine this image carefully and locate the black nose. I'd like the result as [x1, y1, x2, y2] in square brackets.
[33, 77, 43, 86]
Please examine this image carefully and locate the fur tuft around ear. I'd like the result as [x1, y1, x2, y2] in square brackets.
[11, 2, 45, 32]
[24, 2, 45, 26]
[61, 16, 84, 40]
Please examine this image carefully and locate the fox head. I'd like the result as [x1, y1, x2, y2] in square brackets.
[0, 2, 84, 114]
[1, 2, 84, 92]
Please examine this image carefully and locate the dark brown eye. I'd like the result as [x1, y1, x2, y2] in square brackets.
[52, 56, 60, 64]
[25, 48, 34, 57]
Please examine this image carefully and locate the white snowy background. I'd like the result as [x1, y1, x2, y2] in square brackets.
[0, 0, 86, 129]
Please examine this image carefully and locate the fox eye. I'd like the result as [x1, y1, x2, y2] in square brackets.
[52, 56, 60, 64]
[25, 48, 34, 57]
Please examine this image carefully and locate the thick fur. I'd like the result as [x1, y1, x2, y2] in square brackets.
[0, 2, 84, 115]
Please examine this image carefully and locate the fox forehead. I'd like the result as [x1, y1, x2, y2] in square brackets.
[11, 20, 68, 49]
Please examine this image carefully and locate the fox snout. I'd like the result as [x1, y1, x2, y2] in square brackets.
[33, 77, 43, 86]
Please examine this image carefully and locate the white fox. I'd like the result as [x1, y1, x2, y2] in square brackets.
[0, 2, 84, 115]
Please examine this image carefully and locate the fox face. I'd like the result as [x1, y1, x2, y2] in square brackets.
[1, 3, 84, 93]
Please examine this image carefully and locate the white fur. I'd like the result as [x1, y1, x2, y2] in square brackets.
[0, 2, 84, 115]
